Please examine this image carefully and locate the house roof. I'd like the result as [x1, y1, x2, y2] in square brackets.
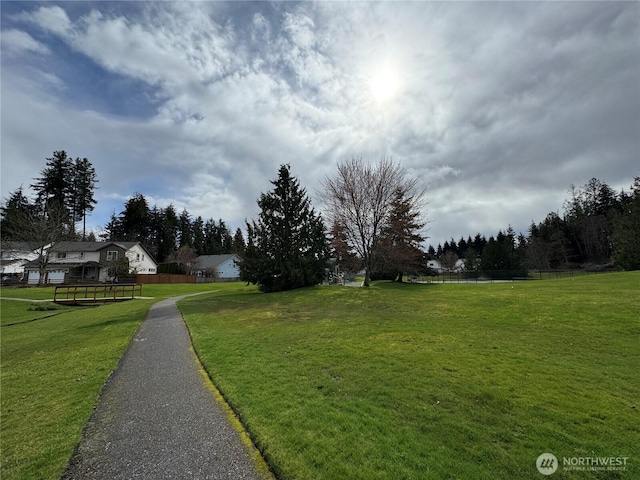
[50, 241, 138, 252]
[194, 254, 241, 269]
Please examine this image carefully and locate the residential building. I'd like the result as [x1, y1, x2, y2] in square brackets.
[191, 254, 241, 282]
[24, 241, 157, 284]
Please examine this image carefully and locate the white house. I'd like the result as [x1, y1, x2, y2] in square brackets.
[0, 241, 43, 278]
[191, 254, 241, 282]
[24, 241, 157, 284]
[427, 258, 466, 273]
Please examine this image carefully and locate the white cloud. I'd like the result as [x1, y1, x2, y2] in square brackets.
[17, 5, 72, 36]
[1, 29, 50, 56]
[2, 1, 638, 246]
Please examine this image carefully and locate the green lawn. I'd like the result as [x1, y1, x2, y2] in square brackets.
[0, 282, 219, 480]
[179, 273, 640, 480]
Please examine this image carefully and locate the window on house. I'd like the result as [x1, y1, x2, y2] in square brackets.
[57, 252, 67, 259]
[107, 251, 118, 261]
[79, 252, 85, 259]
[136, 253, 140, 261]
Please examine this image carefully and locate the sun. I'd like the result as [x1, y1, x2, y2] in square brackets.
[369, 69, 399, 102]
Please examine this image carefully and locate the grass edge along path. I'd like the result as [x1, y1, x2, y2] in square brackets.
[0, 283, 218, 480]
[180, 273, 640, 480]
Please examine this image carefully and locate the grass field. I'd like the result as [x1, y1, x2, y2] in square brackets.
[0, 283, 218, 480]
[179, 273, 640, 480]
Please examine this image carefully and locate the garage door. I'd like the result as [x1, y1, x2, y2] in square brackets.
[28, 271, 40, 285]
[47, 271, 65, 284]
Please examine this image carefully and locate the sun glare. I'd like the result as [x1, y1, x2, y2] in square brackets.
[370, 69, 399, 102]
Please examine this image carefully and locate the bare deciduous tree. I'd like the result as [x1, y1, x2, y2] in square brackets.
[6, 203, 70, 285]
[320, 157, 426, 287]
[167, 245, 198, 274]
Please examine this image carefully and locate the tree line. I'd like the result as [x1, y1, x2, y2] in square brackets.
[2, 151, 638, 292]
[428, 177, 640, 276]
[101, 193, 245, 264]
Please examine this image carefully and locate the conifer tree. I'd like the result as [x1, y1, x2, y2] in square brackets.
[374, 187, 426, 281]
[241, 164, 328, 292]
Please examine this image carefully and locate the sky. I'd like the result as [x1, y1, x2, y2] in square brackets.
[1, 1, 639, 248]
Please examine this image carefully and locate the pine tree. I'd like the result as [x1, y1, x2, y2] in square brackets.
[71, 157, 98, 239]
[375, 187, 426, 281]
[178, 209, 193, 248]
[1, 187, 36, 239]
[31, 150, 75, 233]
[612, 177, 640, 270]
[192, 216, 206, 254]
[232, 228, 246, 254]
[241, 164, 328, 293]
[120, 193, 151, 243]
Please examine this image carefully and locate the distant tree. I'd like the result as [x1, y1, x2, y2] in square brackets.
[563, 178, 620, 262]
[156, 204, 179, 263]
[320, 157, 425, 287]
[440, 250, 459, 271]
[612, 177, 640, 270]
[472, 233, 487, 255]
[167, 245, 198, 274]
[71, 157, 98, 239]
[192, 216, 206, 254]
[120, 193, 151, 243]
[232, 227, 246, 255]
[29, 151, 98, 238]
[525, 229, 553, 270]
[457, 237, 468, 257]
[31, 150, 75, 233]
[374, 187, 427, 281]
[1, 187, 36, 239]
[203, 219, 232, 255]
[178, 209, 193, 249]
[463, 247, 480, 276]
[481, 231, 526, 279]
[241, 164, 329, 293]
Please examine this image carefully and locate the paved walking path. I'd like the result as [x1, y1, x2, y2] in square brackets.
[63, 294, 270, 480]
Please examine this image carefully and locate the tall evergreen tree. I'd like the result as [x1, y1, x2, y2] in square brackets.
[31, 150, 75, 233]
[374, 187, 426, 281]
[241, 164, 328, 293]
[178, 209, 193, 248]
[192, 216, 206, 254]
[232, 227, 246, 255]
[120, 193, 151, 243]
[612, 177, 640, 270]
[1, 187, 36, 239]
[71, 157, 98, 239]
[157, 204, 179, 262]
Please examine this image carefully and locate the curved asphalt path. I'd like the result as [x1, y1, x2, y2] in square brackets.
[63, 294, 271, 480]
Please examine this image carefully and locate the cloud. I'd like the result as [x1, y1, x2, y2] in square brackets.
[1, 28, 50, 56]
[1, 1, 638, 246]
[16, 5, 72, 36]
